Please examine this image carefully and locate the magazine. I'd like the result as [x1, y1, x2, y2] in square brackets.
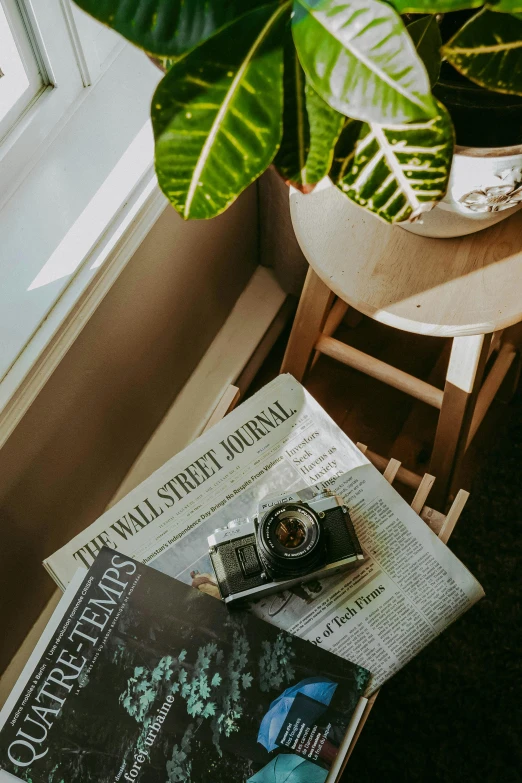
[0, 548, 369, 783]
[44, 375, 484, 694]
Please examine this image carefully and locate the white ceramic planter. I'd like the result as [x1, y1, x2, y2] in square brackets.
[402, 144, 522, 238]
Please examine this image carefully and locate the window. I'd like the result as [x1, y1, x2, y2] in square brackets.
[0, 0, 163, 443]
[0, 0, 43, 143]
[0, 0, 129, 201]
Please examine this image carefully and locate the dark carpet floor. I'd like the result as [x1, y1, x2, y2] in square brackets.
[344, 393, 522, 783]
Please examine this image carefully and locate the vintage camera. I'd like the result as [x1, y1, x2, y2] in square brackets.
[208, 490, 364, 605]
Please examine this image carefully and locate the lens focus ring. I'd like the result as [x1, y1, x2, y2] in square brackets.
[257, 502, 325, 578]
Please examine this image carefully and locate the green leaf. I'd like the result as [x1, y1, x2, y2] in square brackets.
[333, 101, 454, 223]
[73, 0, 269, 58]
[329, 117, 364, 183]
[273, 28, 310, 187]
[387, 0, 484, 10]
[444, 9, 522, 95]
[407, 16, 442, 87]
[292, 0, 435, 125]
[274, 31, 344, 190]
[304, 84, 345, 184]
[488, 1, 522, 10]
[152, 3, 288, 220]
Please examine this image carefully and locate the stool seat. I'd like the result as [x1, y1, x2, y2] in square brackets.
[290, 180, 522, 338]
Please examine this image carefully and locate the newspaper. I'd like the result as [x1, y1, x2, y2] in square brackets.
[44, 375, 368, 587]
[252, 468, 483, 693]
[45, 374, 483, 693]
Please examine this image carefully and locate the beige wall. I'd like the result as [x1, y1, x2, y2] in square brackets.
[258, 167, 308, 297]
[0, 187, 258, 673]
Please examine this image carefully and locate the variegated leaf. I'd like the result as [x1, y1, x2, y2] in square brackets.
[292, 0, 435, 124]
[407, 15, 442, 87]
[488, 1, 522, 10]
[274, 42, 344, 190]
[303, 85, 345, 185]
[444, 9, 522, 94]
[388, 0, 484, 10]
[330, 117, 364, 184]
[273, 30, 310, 189]
[334, 102, 454, 223]
[152, 4, 288, 220]
[73, 0, 268, 58]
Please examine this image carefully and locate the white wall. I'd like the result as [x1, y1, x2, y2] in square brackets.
[0, 187, 258, 672]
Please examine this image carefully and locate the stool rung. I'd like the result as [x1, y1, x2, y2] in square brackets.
[315, 335, 444, 409]
[358, 445, 423, 489]
[411, 473, 436, 514]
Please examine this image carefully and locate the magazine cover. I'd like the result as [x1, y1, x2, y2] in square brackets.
[0, 548, 370, 783]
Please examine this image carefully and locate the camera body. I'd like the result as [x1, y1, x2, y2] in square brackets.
[208, 489, 364, 605]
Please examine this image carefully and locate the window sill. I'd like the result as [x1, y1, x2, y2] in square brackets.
[0, 43, 167, 448]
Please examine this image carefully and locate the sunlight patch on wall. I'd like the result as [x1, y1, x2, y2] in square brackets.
[27, 121, 153, 291]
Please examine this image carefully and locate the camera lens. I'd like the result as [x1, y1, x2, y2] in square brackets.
[274, 517, 306, 549]
[257, 503, 325, 578]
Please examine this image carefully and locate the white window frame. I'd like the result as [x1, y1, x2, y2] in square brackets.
[0, 0, 167, 447]
[0, 0, 128, 203]
[0, 0, 44, 142]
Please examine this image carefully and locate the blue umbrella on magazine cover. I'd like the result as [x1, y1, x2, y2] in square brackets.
[257, 676, 338, 752]
[247, 754, 329, 783]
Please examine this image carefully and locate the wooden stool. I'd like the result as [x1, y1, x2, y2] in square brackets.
[281, 182, 522, 508]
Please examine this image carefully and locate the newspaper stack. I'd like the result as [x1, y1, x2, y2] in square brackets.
[45, 374, 483, 693]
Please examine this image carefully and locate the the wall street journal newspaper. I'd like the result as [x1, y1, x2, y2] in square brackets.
[45, 374, 483, 692]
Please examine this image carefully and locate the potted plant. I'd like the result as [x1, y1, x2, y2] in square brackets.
[74, 0, 522, 237]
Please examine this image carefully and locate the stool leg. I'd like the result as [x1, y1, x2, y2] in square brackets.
[281, 267, 334, 381]
[310, 297, 350, 370]
[429, 333, 491, 509]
